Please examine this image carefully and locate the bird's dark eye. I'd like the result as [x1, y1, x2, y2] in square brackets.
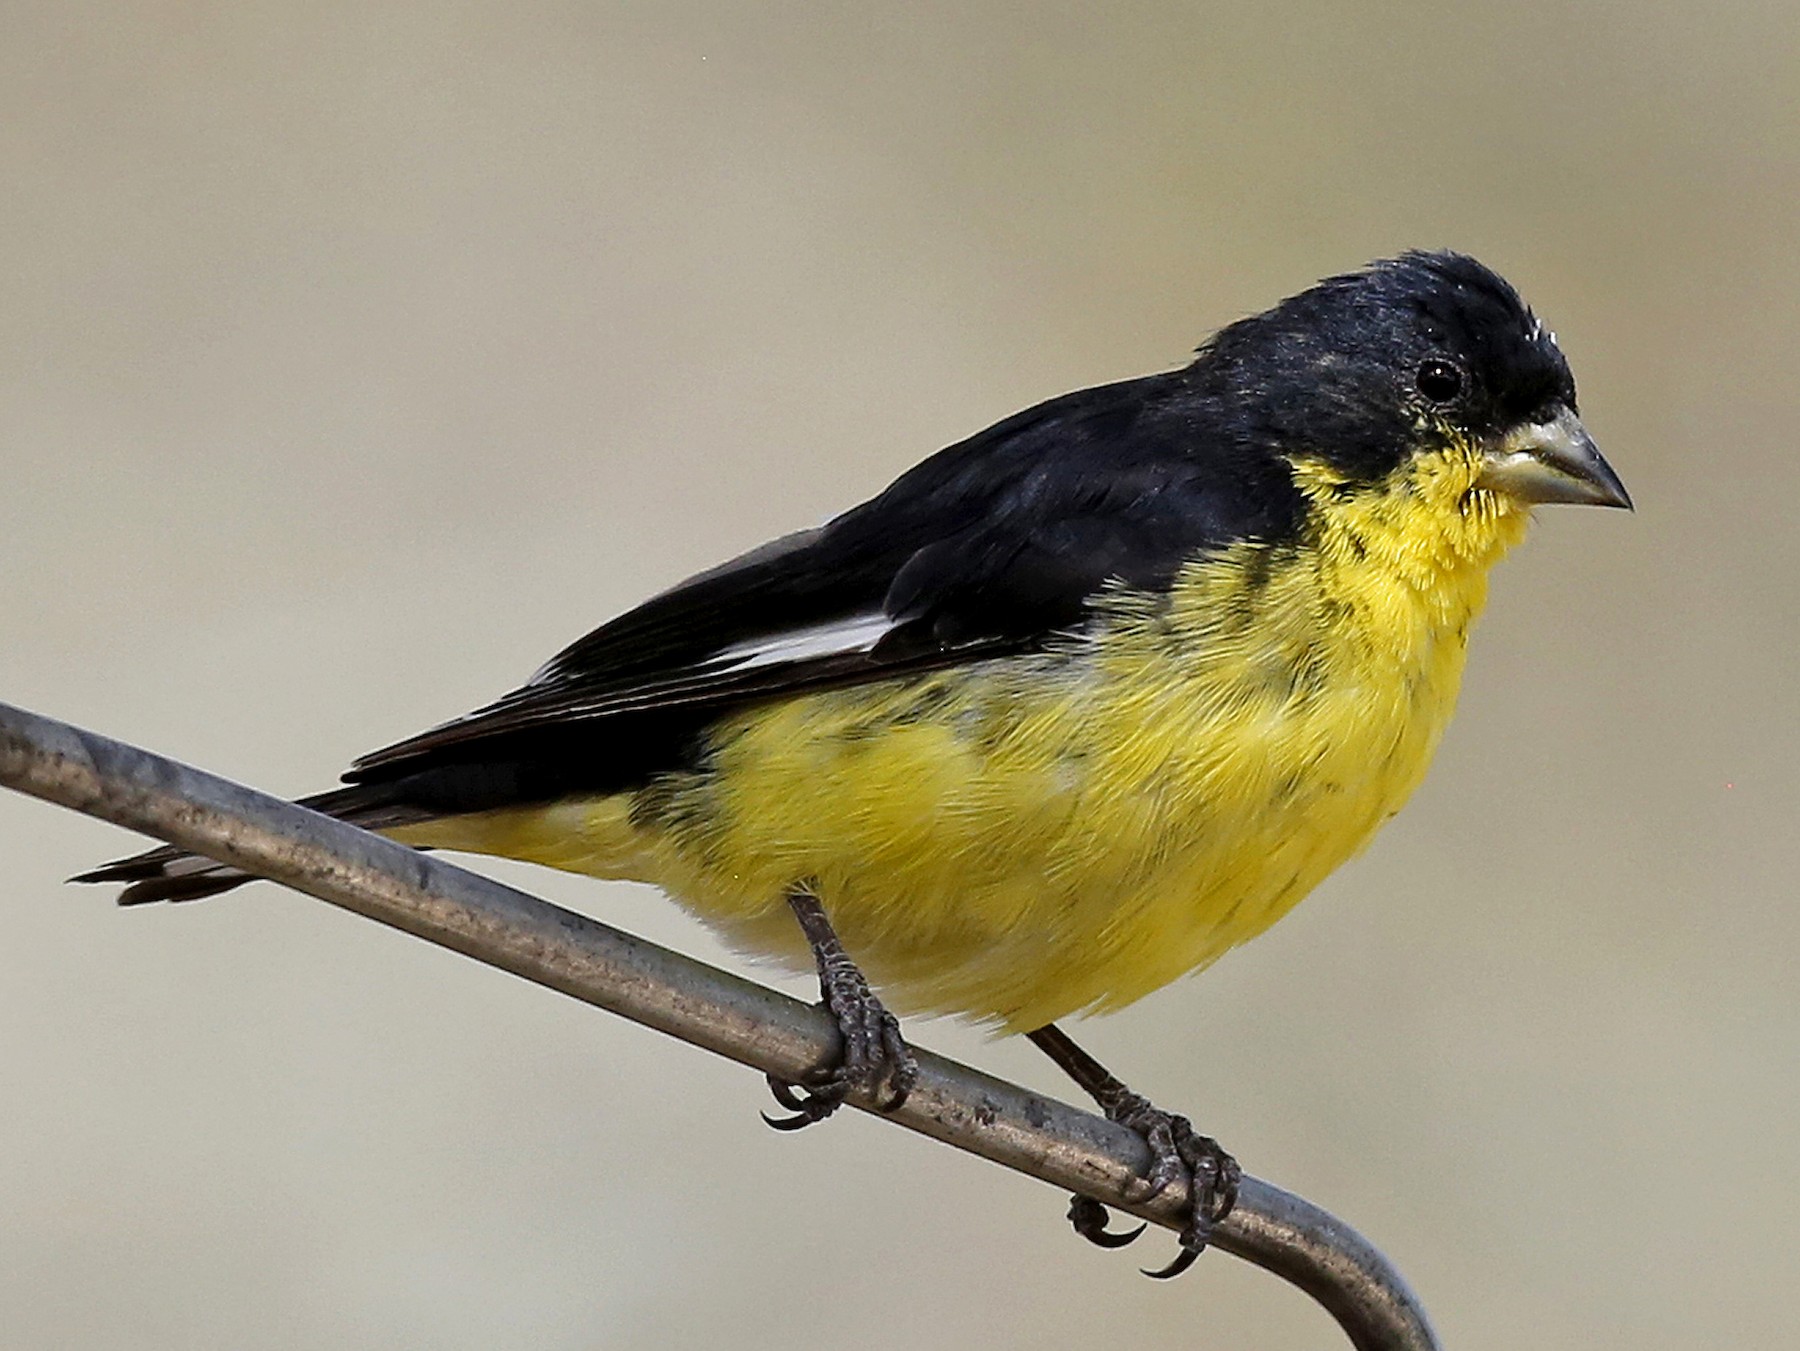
[1415, 358, 1465, 404]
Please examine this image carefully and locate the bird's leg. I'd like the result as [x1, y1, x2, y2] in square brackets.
[763, 889, 918, 1130]
[1027, 1024, 1241, 1280]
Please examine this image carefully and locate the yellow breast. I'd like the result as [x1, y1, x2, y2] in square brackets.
[411, 445, 1532, 1032]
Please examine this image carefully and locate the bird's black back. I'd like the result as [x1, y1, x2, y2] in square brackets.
[347, 368, 1309, 814]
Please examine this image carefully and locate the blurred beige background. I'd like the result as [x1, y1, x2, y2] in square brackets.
[2, 3, 1796, 1348]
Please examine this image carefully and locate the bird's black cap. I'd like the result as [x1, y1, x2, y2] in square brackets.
[1193, 250, 1579, 483]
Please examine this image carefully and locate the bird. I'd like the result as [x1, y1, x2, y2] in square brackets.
[80, 250, 1630, 1277]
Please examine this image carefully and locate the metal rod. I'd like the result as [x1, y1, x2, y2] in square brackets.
[0, 698, 1439, 1350]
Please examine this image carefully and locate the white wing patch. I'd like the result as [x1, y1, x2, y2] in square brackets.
[522, 525, 839, 689]
[507, 610, 893, 720]
[708, 612, 895, 673]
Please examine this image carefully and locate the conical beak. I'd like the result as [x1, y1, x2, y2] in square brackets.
[1477, 407, 1632, 509]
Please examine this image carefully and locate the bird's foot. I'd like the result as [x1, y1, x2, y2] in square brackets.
[1080, 1087, 1239, 1279]
[762, 961, 918, 1131]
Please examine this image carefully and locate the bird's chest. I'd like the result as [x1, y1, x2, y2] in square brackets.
[1045, 539, 1492, 987]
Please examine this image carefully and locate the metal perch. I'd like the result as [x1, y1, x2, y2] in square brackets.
[0, 698, 1439, 1350]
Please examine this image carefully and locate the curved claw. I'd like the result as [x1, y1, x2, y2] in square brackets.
[760, 1108, 821, 1131]
[1142, 1240, 1205, 1281]
[760, 1072, 847, 1130]
[871, 1069, 916, 1114]
[765, 1076, 811, 1113]
[1137, 1132, 1237, 1277]
[1128, 1165, 1178, 1206]
[1201, 1151, 1244, 1225]
[870, 1018, 918, 1112]
[1067, 1194, 1146, 1249]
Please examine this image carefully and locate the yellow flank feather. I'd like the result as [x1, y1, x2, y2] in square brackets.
[392, 441, 1532, 1033]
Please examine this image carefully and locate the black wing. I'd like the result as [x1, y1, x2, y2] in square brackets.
[80, 368, 1306, 904]
[345, 369, 1302, 806]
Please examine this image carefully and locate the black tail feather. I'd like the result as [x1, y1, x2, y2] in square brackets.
[72, 785, 434, 906]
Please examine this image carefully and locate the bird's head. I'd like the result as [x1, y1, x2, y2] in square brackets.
[1199, 250, 1631, 514]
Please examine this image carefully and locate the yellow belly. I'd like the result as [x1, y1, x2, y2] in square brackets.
[400, 449, 1530, 1032]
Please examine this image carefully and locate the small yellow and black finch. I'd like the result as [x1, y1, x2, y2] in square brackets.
[83, 251, 1629, 1276]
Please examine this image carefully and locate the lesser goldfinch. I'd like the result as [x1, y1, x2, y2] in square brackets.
[83, 251, 1629, 1276]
